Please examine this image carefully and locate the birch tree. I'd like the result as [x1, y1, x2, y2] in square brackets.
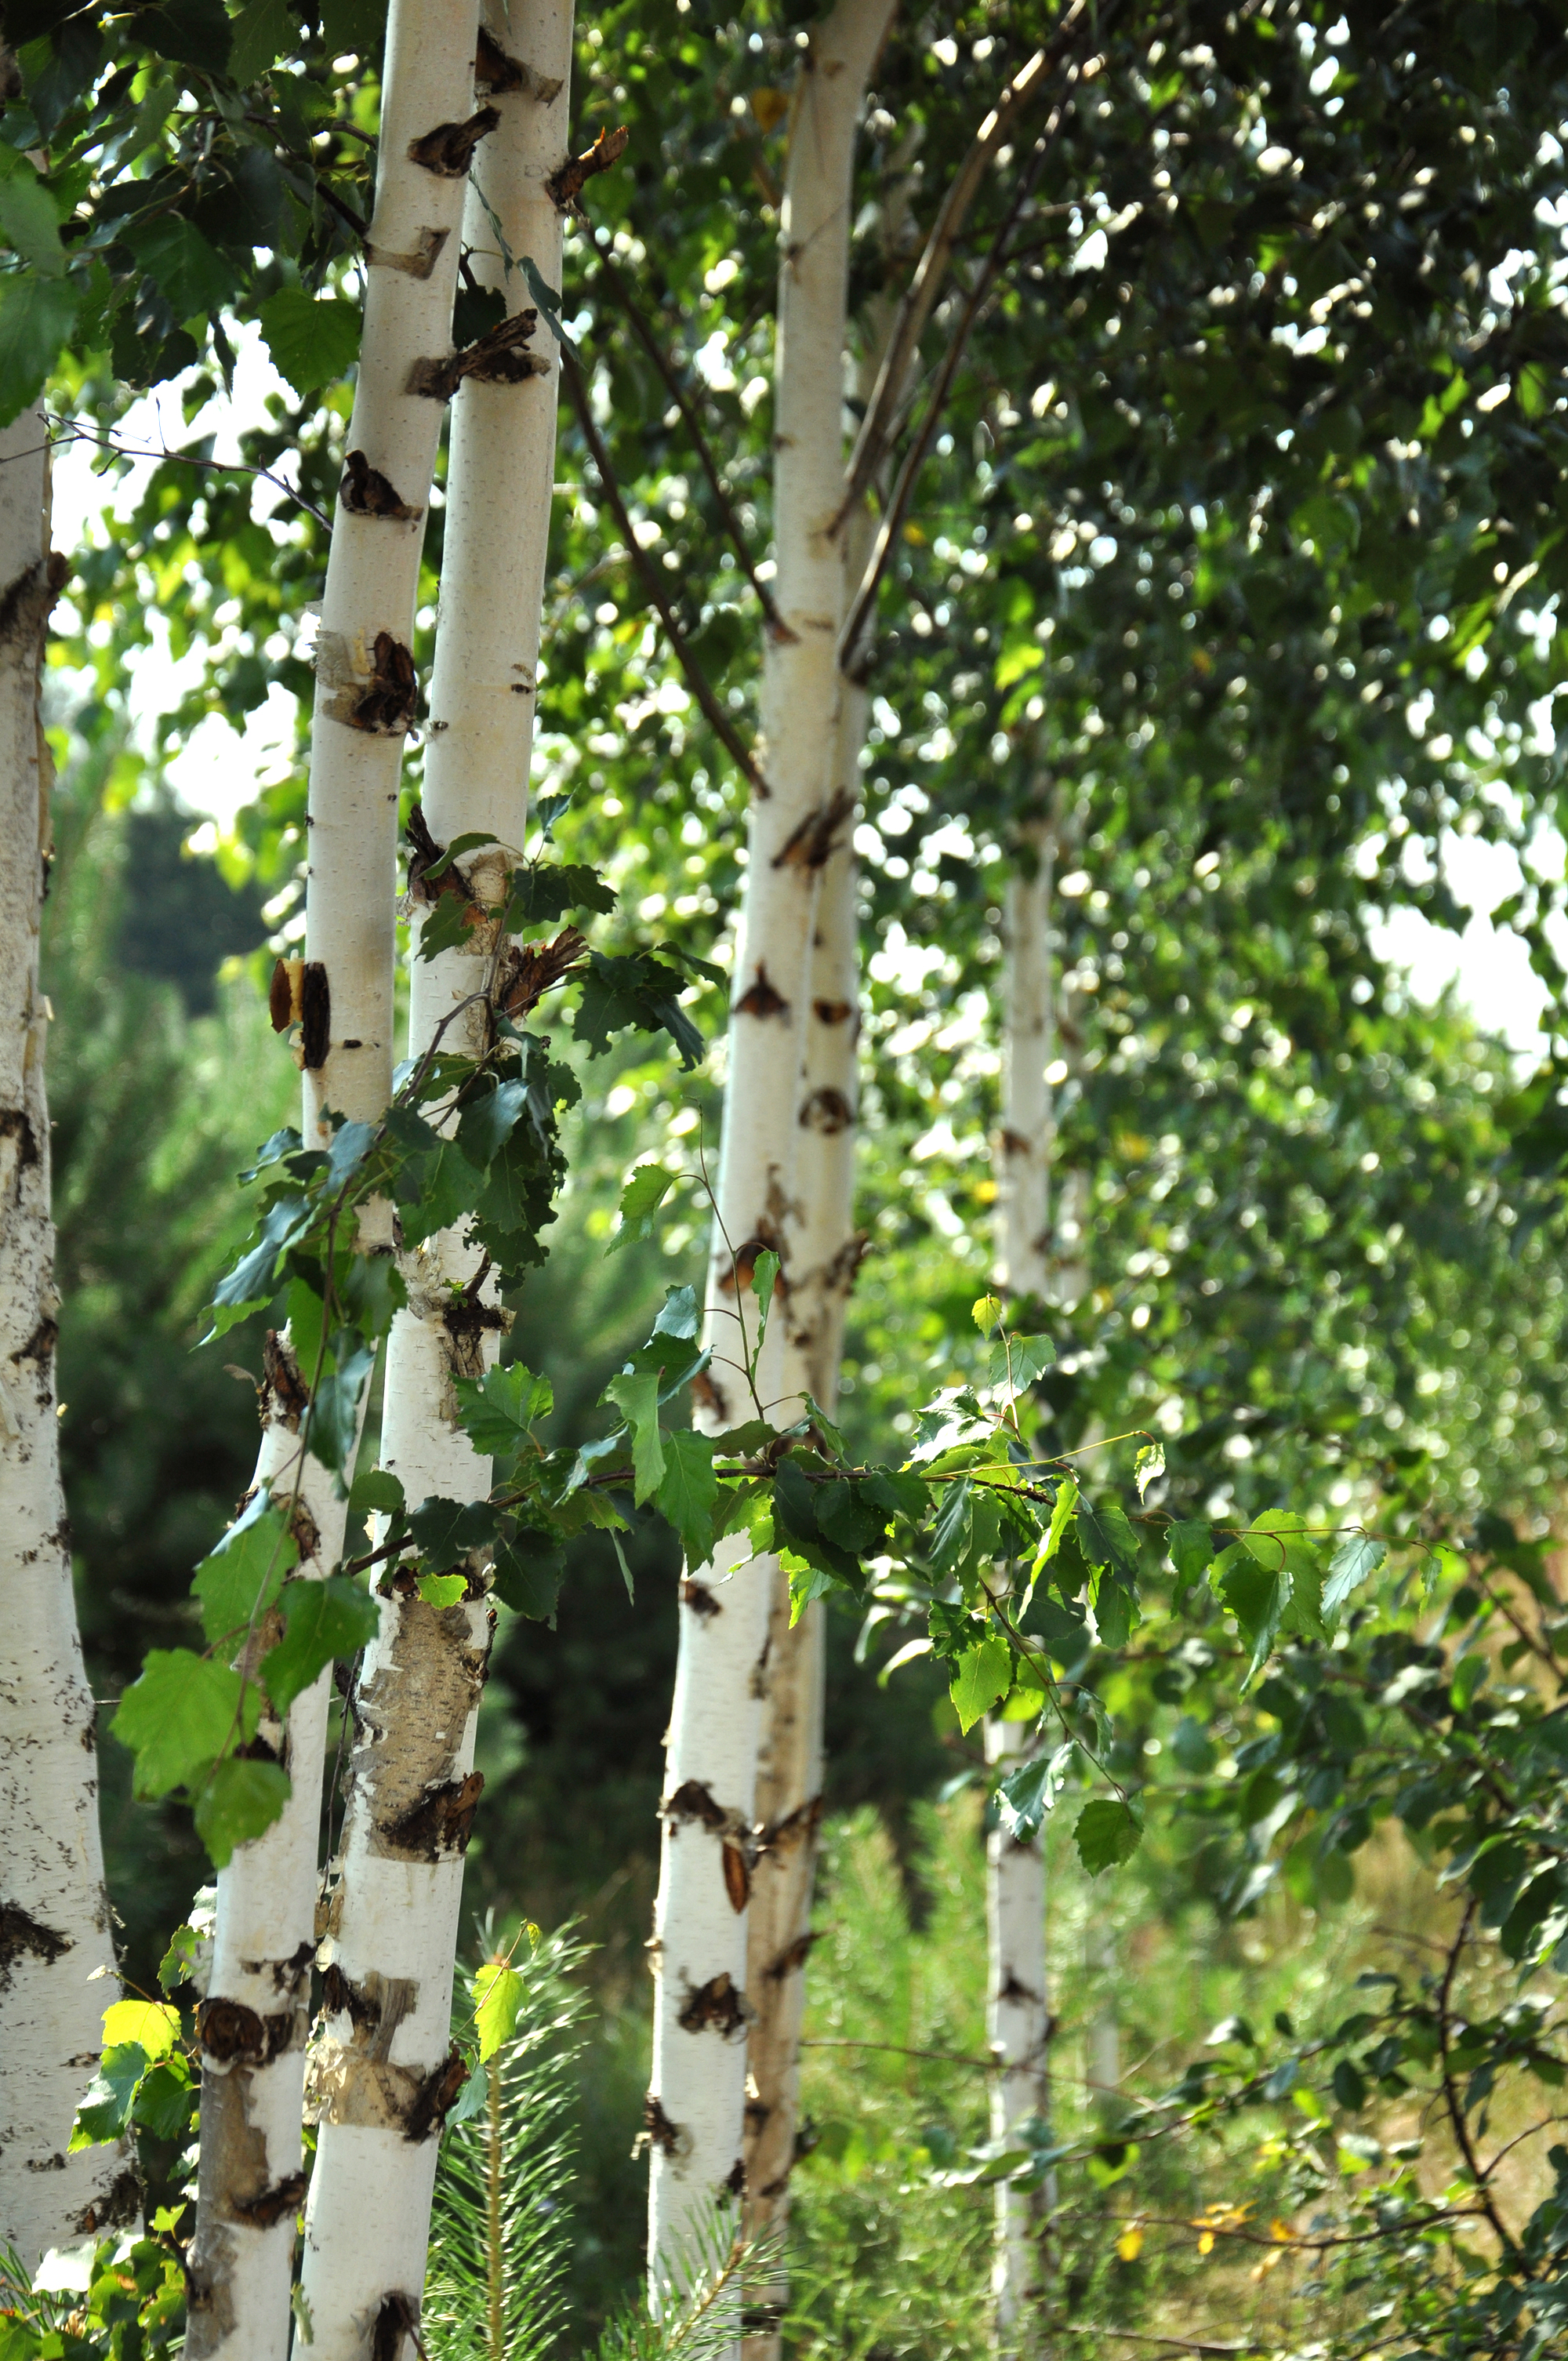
[298, 5, 575, 2351]
[185, 5, 485, 2352]
[0, 403, 125, 2274]
[645, 0, 895, 2308]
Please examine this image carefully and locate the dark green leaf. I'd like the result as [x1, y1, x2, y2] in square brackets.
[408, 1496, 498, 1571]
[656, 1429, 720, 1567]
[1074, 1796, 1145, 1876]
[453, 1360, 553, 1458]
[191, 1489, 298, 1644]
[491, 1531, 564, 1620]
[0, 266, 76, 426]
[260, 1575, 379, 1715]
[608, 1161, 677, 1255]
[604, 1368, 663, 1503]
[194, 1757, 292, 1868]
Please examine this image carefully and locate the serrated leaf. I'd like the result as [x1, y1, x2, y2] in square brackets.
[506, 859, 613, 926]
[194, 1756, 292, 1867]
[1213, 1547, 1290, 1685]
[349, 1467, 405, 1521]
[1033, 1477, 1078, 1582]
[1134, 1441, 1165, 1501]
[1167, 1517, 1212, 1601]
[605, 1369, 664, 1503]
[1074, 1796, 1145, 1876]
[111, 1651, 258, 1798]
[191, 1489, 298, 1645]
[310, 1339, 375, 1480]
[0, 267, 77, 426]
[950, 1634, 1011, 1734]
[971, 1294, 1003, 1335]
[0, 154, 64, 275]
[608, 1161, 677, 1255]
[124, 215, 236, 320]
[474, 1960, 526, 2062]
[751, 1248, 780, 1366]
[259, 285, 360, 398]
[102, 1999, 180, 2060]
[457, 1076, 530, 1168]
[997, 1753, 1054, 1840]
[260, 1576, 379, 1715]
[409, 1496, 497, 1571]
[986, 1333, 1054, 1393]
[1323, 1532, 1386, 1622]
[657, 1429, 719, 1568]
[227, 0, 292, 84]
[491, 1531, 564, 1620]
[416, 888, 488, 964]
[930, 1477, 974, 1581]
[417, 1573, 467, 1607]
[453, 1360, 553, 1458]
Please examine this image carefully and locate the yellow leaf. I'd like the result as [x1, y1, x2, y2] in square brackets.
[902, 521, 927, 545]
[750, 86, 788, 133]
[1197, 2230, 1215, 2256]
[1115, 2226, 1144, 2261]
[1270, 2218, 1294, 2243]
[103, 1999, 180, 2059]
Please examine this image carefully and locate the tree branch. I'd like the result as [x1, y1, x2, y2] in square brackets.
[830, 3, 1091, 538]
[558, 347, 773, 797]
[1437, 1897, 1523, 2267]
[585, 227, 794, 643]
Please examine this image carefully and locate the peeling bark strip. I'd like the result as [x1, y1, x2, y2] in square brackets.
[299, 961, 332, 1069]
[0, 402, 124, 2272]
[474, 24, 563, 100]
[407, 103, 499, 175]
[497, 925, 586, 1019]
[230, 2173, 307, 2230]
[546, 120, 628, 210]
[406, 307, 547, 398]
[380, 1767, 485, 1858]
[260, 1329, 309, 1428]
[198, 1997, 296, 2066]
[339, 449, 421, 520]
[193, 0, 483, 2346]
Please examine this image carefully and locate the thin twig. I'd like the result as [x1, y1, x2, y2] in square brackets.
[558, 346, 771, 796]
[1062, 2333, 1251, 2358]
[51, 423, 333, 531]
[832, 4, 1090, 535]
[1437, 1897, 1522, 2264]
[585, 227, 793, 641]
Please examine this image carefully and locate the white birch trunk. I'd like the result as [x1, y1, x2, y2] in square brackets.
[0, 407, 127, 2275]
[647, 0, 894, 2319]
[984, 826, 1054, 2356]
[187, 7, 484, 2353]
[296, 9, 572, 2356]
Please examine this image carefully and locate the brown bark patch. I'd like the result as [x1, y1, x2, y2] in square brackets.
[813, 997, 853, 1026]
[715, 1232, 783, 1295]
[347, 634, 419, 736]
[0, 550, 67, 648]
[365, 225, 449, 279]
[339, 449, 419, 520]
[402, 2043, 467, 2142]
[662, 1778, 730, 1834]
[12, 1313, 58, 1364]
[498, 927, 587, 1019]
[547, 122, 629, 211]
[771, 786, 854, 872]
[691, 1368, 728, 1423]
[680, 1578, 720, 1620]
[0, 1106, 38, 1171]
[289, 1498, 321, 1566]
[299, 961, 332, 1068]
[765, 1930, 817, 1982]
[639, 2094, 681, 2155]
[198, 1997, 294, 2066]
[677, 1971, 748, 2036]
[407, 311, 547, 401]
[229, 2170, 306, 2228]
[723, 2156, 746, 2196]
[734, 964, 789, 1022]
[723, 1841, 750, 1914]
[380, 1768, 485, 1861]
[238, 1938, 314, 1998]
[260, 1329, 310, 1429]
[757, 1793, 823, 1860]
[268, 957, 298, 1032]
[474, 27, 563, 99]
[407, 105, 499, 176]
[0, 1902, 70, 1992]
[825, 1231, 870, 1295]
[798, 1086, 852, 1135]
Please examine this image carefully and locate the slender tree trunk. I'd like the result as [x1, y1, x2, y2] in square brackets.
[0, 406, 127, 2274]
[297, 9, 571, 2356]
[985, 824, 1053, 2356]
[187, 7, 484, 2353]
[646, 0, 894, 2319]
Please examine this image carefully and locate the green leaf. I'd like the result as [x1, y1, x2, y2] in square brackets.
[1213, 1546, 1290, 1684]
[930, 1477, 975, 1581]
[417, 1573, 467, 1607]
[310, 1339, 375, 1480]
[191, 1489, 298, 1645]
[490, 1531, 564, 1620]
[971, 1294, 1003, 1335]
[102, 1998, 180, 2060]
[951, 1635, 1011, 1734]
[1033, 1477, 1078, 1577]
[398, 1142, 486, 1248]
[1077, 1496, 1138, 1574]
[409, 1495, 497, 1571]
[416, 888, 488, 963]
[130, 2057, 196, 2141]
[111, 1651, 257, 1798]
[123, 216, 236, 321]
[1323, 1532, 1386, 1622]
[453, 1360, 553, 1458]
[227, 0, 292, 85]
[1074, 1796, 1145, 1876]
[608, 1161, 677, 1255]
[751, 1248, 780, 1366]
[656, 1429, 719, 1567]
[136, 0, 233, 73]
[0, 154, 63, 275]
[457, 1077, 530, 1168]
[260, 1576, 379, 1716]
[0, 267, 77, 426]
[194, 1757, 292, 1868]
[605, 1369, 664, 1504]
[1134, 1441, 1165, 1501]
[474, 1960, 526, 2063]
[506, 861, 615, 927]
[157, 1923, 204, 1990]
[998, 1751, 1057, 1840]
[349, 1467, 405, 1521]
[1167, 1518, 1212, 1601]
[986, 1332, 1054, 1393]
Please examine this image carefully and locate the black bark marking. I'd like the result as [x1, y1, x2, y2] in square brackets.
[0, 1901, 70, 1992]
[238, 1938, 314, 1998]
[771, 786, 854, 873]
[723, 2156, 746, 2196]
[198, 1997, 294, 2065]
[681, 1579, 720, 1619]
[677, 1972, 747, 2036]
[299, 962, 332, 1068]
[380, 1769, 485, 1860]
[799, 1086, 852, 1135]
[547, 122, 629, 211]
[641, 2093, 680, 2154]
[407, 106, 499, 177]
[474, 27, 564, 99]
[268, 957, 296, 1032]
[260, 1329, 310, 1429]
[734, 964, 789, 1021]
[0, 549, 67, 647]
[230, 2170, 307, 2228]
[402, 2044, 466, 2142]
[12, 1314, 57, 1364]
[0, 1107, 38, 1169]
[407, 309, 547, 400]
[766, 1929, 818, 1981]
[370, 2290, 422, 2361]
[321, 1961, 380, 2030]
[662, 1778, 729, 1833]
[71, 2166, 140, 2236]
[348, 634, 419, 736]
[813, 997, 853, 1026]
[339, 449, 420, 519]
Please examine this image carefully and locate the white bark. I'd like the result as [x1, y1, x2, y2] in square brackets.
[189, 6, 483, 2353]
[647, 0, 895, 2317]
[984, 824, 1054, 2354]
[0, 407, 127, 2274]
[297, 8, 572, 2355]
